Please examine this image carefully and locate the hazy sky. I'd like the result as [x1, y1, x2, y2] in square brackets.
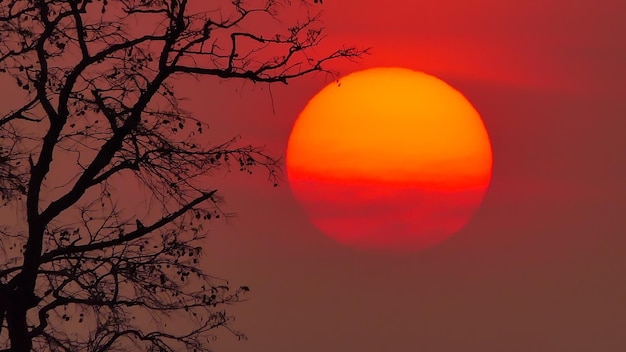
[2, 0, 625, 351]
[191, 1, 625, 351]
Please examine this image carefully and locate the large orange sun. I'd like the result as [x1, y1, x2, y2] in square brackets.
[286, 67, 493, 252]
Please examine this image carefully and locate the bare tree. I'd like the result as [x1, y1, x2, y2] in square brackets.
[0, 0, 365, 350]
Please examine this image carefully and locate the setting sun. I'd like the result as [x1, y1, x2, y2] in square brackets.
[286, 67, 493, 252]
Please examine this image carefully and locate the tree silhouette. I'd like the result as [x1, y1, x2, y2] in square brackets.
[0, 0, 365, 350]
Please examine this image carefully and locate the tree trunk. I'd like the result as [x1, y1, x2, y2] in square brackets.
[6, 222, 46, 351]
[6, 304, 31, 352]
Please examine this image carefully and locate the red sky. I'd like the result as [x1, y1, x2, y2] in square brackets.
[190, 0, 626, 351]
[2, 0, 625, 351]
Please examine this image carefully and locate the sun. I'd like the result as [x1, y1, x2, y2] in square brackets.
[286, 67, 493, 252]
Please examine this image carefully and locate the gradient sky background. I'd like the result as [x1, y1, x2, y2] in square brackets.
[190, 0, 626, 351]
[2, 0, 625, 351]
